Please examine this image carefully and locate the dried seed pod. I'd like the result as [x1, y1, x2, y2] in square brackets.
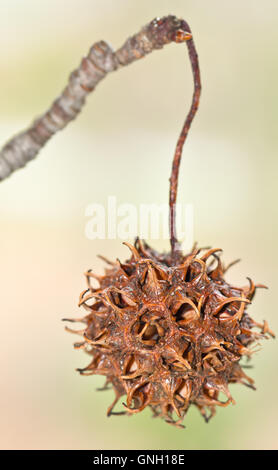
[62, 16, 274, 427]
[64, 240, 274, 426]
[0, 9, 272, 427]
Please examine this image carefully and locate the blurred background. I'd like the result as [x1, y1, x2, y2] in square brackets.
[0, 0, 277, 450]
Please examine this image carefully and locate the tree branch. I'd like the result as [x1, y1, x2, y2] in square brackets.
[0, 15, 201, 254]
[0, 16, 192, 181]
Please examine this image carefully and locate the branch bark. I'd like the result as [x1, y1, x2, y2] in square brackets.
[0, 15, 201, 253]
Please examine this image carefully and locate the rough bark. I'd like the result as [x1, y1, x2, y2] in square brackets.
[0, 15, 201, 253]
[0, 16, 194, 182]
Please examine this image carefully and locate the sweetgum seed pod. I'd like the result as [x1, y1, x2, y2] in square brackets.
[0, 14, 273, 428]
[62, 16, 274, 427]
[64, 239, 274, 427]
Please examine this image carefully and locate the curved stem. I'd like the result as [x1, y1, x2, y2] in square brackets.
[169, 22, 201, 254]
[0, 15, 201, 256]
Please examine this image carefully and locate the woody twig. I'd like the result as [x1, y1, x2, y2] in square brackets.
[0, 15, 201, 253]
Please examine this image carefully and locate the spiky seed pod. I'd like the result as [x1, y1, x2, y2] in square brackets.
[57, 15, 273, 427]
[0, 12, 272, 428]
[64, 239, 274, 427]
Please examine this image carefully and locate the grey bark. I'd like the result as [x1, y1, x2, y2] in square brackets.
[0, 16, 192, 182]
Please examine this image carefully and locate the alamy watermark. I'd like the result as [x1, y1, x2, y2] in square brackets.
[85, 196, 194, 251]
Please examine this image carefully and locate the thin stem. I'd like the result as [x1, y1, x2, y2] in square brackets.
[169, 22, 201, 254]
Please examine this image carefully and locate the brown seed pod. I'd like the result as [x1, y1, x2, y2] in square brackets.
[61, 16, 274, 427]
[64, 239, 274, 427]
[0, 13, 273, 428]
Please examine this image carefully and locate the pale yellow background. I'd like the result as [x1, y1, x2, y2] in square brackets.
[0, 0, 277, 450]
